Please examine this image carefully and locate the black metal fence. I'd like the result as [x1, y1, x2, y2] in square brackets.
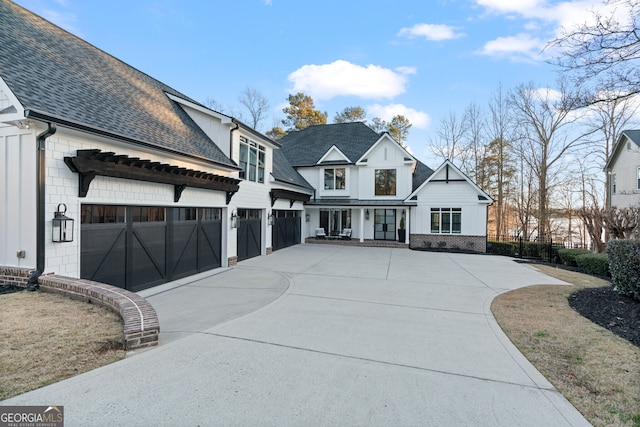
[487, 236, 562, 264]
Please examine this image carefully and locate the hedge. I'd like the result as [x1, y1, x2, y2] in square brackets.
[606, 239, 640, 301]
[557, 248, 592, 266]
[487, 241, 516, 257]
[575, 253, 610, 277]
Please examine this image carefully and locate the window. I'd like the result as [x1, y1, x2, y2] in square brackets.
[430, 208, 461, 234]
[81, 205, 125, 224]
[175, 208, 197, 221]
[239, 136, 265, 183]
[324, 168, 346, 190]
[637, 168, 640, 191]
[132, 207, 165, 222]
[375, 169, 396, 195]
[612, 174, 617, 194]
[319, 209, 351, 235]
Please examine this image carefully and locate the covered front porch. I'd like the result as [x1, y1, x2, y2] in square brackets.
[304, 200, 413, 244]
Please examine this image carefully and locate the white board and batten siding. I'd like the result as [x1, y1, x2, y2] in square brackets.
[410, 161, 491, 237]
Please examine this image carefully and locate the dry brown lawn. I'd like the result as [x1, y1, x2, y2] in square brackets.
[492, 265, 640, 427]
[0, 290, 126, 400]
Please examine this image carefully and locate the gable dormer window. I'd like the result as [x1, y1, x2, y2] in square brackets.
[239, 136, 265, 183]
[324, 168, 346, 190]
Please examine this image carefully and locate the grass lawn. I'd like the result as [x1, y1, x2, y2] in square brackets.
[0, 290, 126, 400]
[492, 265, 640, 427]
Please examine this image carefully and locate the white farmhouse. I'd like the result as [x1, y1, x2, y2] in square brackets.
[604, 130, 640, 208]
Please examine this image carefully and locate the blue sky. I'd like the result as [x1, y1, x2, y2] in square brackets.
[14, 0, 612, 167]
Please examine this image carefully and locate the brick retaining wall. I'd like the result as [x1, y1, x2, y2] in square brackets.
[0, 267, 159, 350]
[409, 234, 487, 253]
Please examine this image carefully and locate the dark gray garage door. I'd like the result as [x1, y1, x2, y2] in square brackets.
[272, 210, 301, 251]
[237, 209, 261, 262]
[81, 205, 221, 292]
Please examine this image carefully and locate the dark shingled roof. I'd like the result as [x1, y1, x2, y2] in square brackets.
[279, 122, 434, 191]
[0, 1, 236, 168]
[622, 130, 640, 147]
[271, 149, 313, 190]
[279, 122, 382, 166]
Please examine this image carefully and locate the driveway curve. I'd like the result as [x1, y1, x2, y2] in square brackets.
[3, 245, 591, 426]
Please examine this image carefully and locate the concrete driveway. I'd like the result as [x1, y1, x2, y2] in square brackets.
[3, 245, 591, 426]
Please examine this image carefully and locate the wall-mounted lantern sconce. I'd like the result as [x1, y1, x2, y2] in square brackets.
[305, 212, 310, 223]
[365, 209, 370, 220]
[230, 210, 238, 229]
[52, 203, 74, 243]
[268, 212, 274, 226]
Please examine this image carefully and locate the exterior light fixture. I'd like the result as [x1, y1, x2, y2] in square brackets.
[52, 203, 74, 242]
[365, 209, 370, 220]
[268, 212, 274, 225]
[305, 212, 310, 223]
[230, 211, 238, 229]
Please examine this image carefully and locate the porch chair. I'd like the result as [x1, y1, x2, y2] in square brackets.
[315, 228, 327, 239]
[338, 228, 352, 240]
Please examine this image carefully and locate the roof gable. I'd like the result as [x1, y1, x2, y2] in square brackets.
[0, 1, 236, 168]
[279, 122, 381, 166]
[318, 145, 351, 164]
[604, 130, 640, 171]
[408, 159, 493, 203]
[356, 132, 414, 165]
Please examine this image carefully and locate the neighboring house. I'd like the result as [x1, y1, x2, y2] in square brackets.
[604, 130, 640, 208]
[280, 123, 493, 250]
[0, 1, 311, 292]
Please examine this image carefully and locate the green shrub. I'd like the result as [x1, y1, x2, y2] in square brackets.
[575, 253, 610, 277]
[606, 240, 640, 301]
[487, 241, 516, 257]
[558, 248, 592, 266]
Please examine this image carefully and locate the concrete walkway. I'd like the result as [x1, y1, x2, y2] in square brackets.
[3, 245, 591, 426]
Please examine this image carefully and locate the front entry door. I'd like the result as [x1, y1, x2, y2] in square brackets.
[374, 209, 396, 240]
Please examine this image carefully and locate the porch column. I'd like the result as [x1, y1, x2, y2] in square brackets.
[359, 208, 365, 243]
[405, 207, 410, 244]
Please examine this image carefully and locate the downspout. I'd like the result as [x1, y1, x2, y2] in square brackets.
[27, 122, 57, 290]
[229, 120, 240, 161]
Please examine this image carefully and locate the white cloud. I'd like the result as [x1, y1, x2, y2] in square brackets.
[474, 0, 631, 61]
[367, 103, 431, 129]
[288, 60, 413, 100]
[478, 33, 546, 61]
[398, 23, 464, 41]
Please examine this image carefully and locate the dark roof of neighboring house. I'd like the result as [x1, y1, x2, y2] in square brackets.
[604, 129, 640, 171]
[622, 130, 640, 147]
[279, 122, 382, 166]
[271, 149, 313, 191]
[0, 1, 236, 169]
[279, 122, 434, 191]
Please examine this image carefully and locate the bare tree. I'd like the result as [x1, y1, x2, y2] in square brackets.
[605, 206, 640, 238]
[587, 95, 639, 208]
[510, 79, 596, 238]
[549, 0, 640, 102]
[238, 86, 270, 130]
[429, 111, 467, 166]
[463, 102, 485, 180]
[204, 97, 226, 113]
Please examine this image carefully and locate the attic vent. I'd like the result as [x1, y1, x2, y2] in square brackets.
[628, 142, 632, 150]
[478, 195, 488, 201]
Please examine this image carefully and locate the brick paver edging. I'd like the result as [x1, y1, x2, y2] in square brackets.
[1, 267, 159, 350]
[38, 275, 159, 350]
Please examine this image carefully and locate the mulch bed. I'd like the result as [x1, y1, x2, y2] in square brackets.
[569, 286, 640, 347]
